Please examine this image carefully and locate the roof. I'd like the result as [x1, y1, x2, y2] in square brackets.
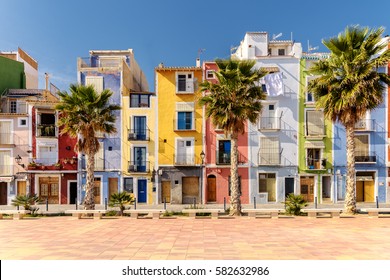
[302, 53, 330, 60]
[6, 89, 44, 96]
[155, 66, 202, 71]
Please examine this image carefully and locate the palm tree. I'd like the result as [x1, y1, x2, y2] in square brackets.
[55, 84, 120, 210]
[109, 192, 135, 216]
[308, 25, 390, 214]
[199, 59, 267, 215]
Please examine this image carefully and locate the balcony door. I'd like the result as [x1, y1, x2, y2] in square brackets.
[134, 116, 147, 140]
[134, 147, 146, 172]
[176, 139, 194, 164]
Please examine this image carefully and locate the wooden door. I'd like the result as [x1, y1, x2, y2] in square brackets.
[108, 178, 118, 198]
[356, 181, 364, 202]
[17, 181, 27, 196]
[0, 182, 7, 205]
[94, 178, 101, 204]
[207, 176, 216, 202]
[300, 177, 314, 202]
[364, 180, 375, 202]
[161, 181, 171, 203]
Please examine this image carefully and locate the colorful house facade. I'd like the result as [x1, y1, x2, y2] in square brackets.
[77, 49, 149, 205]
[155, 64, 204, 204]
[232, 32, 302, 204]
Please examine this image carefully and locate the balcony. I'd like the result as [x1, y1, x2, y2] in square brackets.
[127, 129, 150, 141]
[306, 158, 326, 170]
[354, 119, 374, 131]
[78, 57, 124, 69]
[216, 151, 231, 165]
[258, 151, 280, 165]
[36, 124, 57, 137]
[355, 152, 377, 163]
[304, 124, 326, 138]
[127, 161, 150, 173]
[258, 117, 281, 131]
[174, 154, 195, 166]
[0, 100, 27, 114]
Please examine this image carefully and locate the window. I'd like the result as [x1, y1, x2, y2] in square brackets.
[306, 76, 316, 103]
[176, 72, 194, 93]
[176, 138, 194, 165]
[130, 94, 150, 108]
[355, 134, 375, 162]
[278, 49, 285, 56]
[124, 178, 134, 193]
[38, 146, 58, 165]
[217, 140, 231, 164]
[258, 173, 276, 202]
[176, 102, 195, 130]
[0, 150, 11, 174]
[37, 113, 56, 137]
[306, 148, 322, 169]
[0, 121, 12, 144]
[85, 76, 103, 93]
[94, 142, 104, 170]
[206, 70, 215, 79]
[306, 110, 324, 136]
[18, 118, 27, 127]
[10, 100, 17, 113]
[228, 176, 242, 196]
[259, 137, 279, 165]
[259, 103, 279, 130]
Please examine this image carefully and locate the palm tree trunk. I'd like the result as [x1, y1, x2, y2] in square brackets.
[84, 152, 96, 210]
[344, 123, 357, 214]
[229, 133, 242, 216]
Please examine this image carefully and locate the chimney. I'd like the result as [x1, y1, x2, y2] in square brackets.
[196, 58, 200, 67]
[45, 73, 49, 90]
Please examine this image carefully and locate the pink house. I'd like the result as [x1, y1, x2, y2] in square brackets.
[202, 62, 250, 204]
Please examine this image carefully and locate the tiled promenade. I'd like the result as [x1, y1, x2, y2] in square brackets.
[1, 215, 390, 260]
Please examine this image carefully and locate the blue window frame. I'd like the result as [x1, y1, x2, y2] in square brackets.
[177, 112, 192, 130]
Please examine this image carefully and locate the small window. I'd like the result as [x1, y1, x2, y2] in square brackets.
[278, 49, 285, 56]
[130, 94, 150, 108]
[206, 70, 215, 79]
[124, 178, 134, 193]
[18, 118, 28, 128]
[176, 72, 194, 93]
[10, 101, 17, 113]
[177, 112, 193, 130]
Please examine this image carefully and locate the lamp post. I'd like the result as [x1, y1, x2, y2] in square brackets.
[200, 151, 205, 204]
[15, 155, 25, 168]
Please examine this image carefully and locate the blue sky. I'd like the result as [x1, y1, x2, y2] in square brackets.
[1, 0, 389, 91]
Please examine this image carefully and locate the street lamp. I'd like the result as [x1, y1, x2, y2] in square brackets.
[15, 155, 25, 168]
[200, 151, 205, 204]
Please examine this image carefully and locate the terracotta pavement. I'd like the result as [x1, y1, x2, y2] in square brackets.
[1, 216, 390, 260]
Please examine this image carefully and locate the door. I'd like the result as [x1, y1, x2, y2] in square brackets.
[284, 177, 294, 197]
[177, 140, 194, 164]
[207, 175, 216, 202]
[356, 180, 375, 202]
[38, 146, 57, 165]
[0, 182, 7, 205]
[322, 176, 331, 202]
[134, 116, 147, 140]
[300, 177, 314, 202]
[161, 181, 171, 203]
[263, 104, 276, 129]
[137, 179, 147, 203]
[134, 147, 146, 172]
[108, 178, 118, 198]
[69, 182, 77, 204]
[182, 176, 199, 204]
[93, 178, 101, 204]
[17, 181, 27, 196]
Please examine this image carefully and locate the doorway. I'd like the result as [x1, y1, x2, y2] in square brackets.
[356, 172, 375, 202]
[284, 177, 294, 197]
[17, 181, 27, 196]
[300, 176, 315, 202]
[108, 178, 118, 198]
[207, 175, 216, 202]
[0, 182, 7, 205]
[322, 176, 331, 203]
[93, 178, 101, 204]
[161, 181, 171, 203]
[69, 182, 77, 204]
[137, 179, 147, 203]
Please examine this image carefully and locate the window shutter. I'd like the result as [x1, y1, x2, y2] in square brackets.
[176, 102, 194, 112]
[86, 76, 104, 93]
[306, 111, 324, 135]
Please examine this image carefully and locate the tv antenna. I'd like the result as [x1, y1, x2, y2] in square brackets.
[272, 33, 282, 40]
[307, 40, 318, 52]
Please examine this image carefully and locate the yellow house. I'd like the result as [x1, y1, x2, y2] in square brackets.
[122, 90, 157, 204]
[155, 65, 204, 204]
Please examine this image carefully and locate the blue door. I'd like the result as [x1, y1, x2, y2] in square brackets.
[137, 179, 147, 203]
[134, 116, 146, 140]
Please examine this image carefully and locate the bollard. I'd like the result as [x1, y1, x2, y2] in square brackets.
[223, 197, 226, 212]
[314, 197, 318, 209]
[75, 197, 78, 210]
[105, 198, 107, 210]
[164, 197, 166, 210]
[253, 197, 257, 209]
[376, 196, 379, 208]
[134, 199, 137, 210]
[46, 198, 49, 211]
[193, 197, 196, 209]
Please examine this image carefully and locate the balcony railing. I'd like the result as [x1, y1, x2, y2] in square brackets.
[174, 118, 196, 131]
[258, 117, 281, 130]
[127, 129, 150, 141]
[306, 158, 326, 170]
[32, 157, 58, 167]
[127, 161, 150, 173]
[216, 151, 231, 165]
[36, 124, 57, 137]
[355, 152, 377, 163]
[78, 57, 124, 68]
[0, 165, 12, 175]
[354, 119, 374, 131]
[0, 100, 27, 114]
[174, 154, 195, 165]
[0, 133, 13, 145]
[258, 151, 280, 165]
[304, 124, 326, 137]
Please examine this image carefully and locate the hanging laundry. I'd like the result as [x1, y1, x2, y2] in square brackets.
[264, 72, 284, 96]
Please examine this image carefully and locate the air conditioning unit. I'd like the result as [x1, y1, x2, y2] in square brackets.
[258, 193, 268, 204]
[128, 133, 135, 140]
[128, 165, 135, 172]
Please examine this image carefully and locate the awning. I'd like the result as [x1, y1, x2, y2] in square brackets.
[304, 141, 325, 149]
[0, 176, 14, 183]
